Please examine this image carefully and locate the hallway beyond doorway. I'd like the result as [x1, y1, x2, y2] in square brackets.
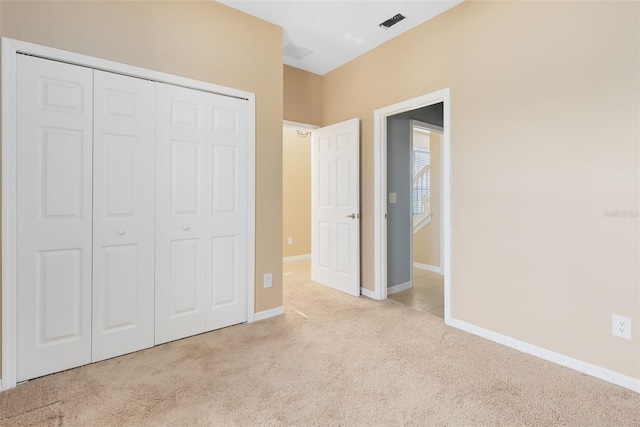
[388, 269, 444, 318]
[283, 259, 444, 319]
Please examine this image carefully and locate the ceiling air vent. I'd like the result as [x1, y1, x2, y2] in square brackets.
[379, 13, 406, 30]
[284, 43, 314, 61]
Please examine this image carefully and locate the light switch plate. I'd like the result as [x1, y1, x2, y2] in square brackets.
[389, 192, 397, 204]
[263, 273, 272, 288]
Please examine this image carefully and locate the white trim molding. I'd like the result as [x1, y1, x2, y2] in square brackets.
[387, 281, 412, 295]
[254, 306, 285, 322]
[246, 69, 257, 327]
[360, 287, 380, 300]
[2, 38, 18, 392]
[1, 37, 257, 391]
[283, 254, 311, 262]
[373, 88, 452, 326]
[413, 262, 442, 274]
[451, 318, 640, 393]
[283, 120, 320, 130]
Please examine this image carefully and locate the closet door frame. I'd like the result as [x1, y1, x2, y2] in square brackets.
[1, 37, 256, 391]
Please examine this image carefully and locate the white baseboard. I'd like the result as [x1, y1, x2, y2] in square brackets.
[0, 379, 2, 391]
[413, 262, 442, 274]
[254, 306, 285, 322]
[360, 287, 379, 299]
[387, 280, 412, 295]
[450, 318, 640, 393]
[283, 254, 311, 262]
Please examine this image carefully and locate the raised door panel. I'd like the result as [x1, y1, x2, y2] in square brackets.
[155, 83, 207, 344]
[37, 249, 84, 342]
[40, 127, 84, 218]
[16, 55, 93, 381]
[172, 140, 201, 215]
[318, 222, 332, 269]
[169, 239, 200, 314]
[205, 95, 249, 331]
[92, 70, 156, 362]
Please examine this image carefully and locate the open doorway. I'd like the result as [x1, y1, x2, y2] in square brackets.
[373, 89, 452, 325]
[282, 123, 315, 262]
[387, 118, 444, 317]
[281, 122, 317, 288]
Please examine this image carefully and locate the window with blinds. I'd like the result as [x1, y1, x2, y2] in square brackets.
[413, 148, 431, 218]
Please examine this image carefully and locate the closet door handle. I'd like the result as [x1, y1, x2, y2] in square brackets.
[183, 225, 191, 231]
[117, 229, 126, 236]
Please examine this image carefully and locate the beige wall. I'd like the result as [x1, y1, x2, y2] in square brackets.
[413, 132, 441, 268]
[283, 127, 311, 258]
[0, 0, 284, 377]
[323, 1, 639, 379]
[284, 65, 323, 125]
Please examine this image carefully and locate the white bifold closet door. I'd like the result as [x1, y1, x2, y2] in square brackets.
[16, 53, 249, 381]
[155, 83, 248, 344]
[91, 70, 156, 362]
[16, 55, 94, 381]
[16, 56, 157, 380]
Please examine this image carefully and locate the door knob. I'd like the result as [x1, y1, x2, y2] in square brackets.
[117, 229, 126, 236]
[344, 213, 359, 219]
[183, 225, 191, 231]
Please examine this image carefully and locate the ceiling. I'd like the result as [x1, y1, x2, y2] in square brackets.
[217, 1, 464, 76]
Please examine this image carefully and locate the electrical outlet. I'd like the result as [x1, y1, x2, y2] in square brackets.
[263, 273, 272, 288]
[287, 237, 293, 245]
[612, 314, 632, 340]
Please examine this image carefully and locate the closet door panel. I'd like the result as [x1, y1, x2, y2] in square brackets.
[205, 95, 249, 331]
[155, 83, 207, 344]
[92, 70, 156, 362]
[16, 55, 93, 381]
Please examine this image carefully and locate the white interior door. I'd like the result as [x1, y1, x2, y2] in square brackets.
[205, 95, 249, 330]
[155, 83, 207, 344]
[311, 118, 360, 296]
[92, 70, 156, 361]
[16, 55, 93, 381]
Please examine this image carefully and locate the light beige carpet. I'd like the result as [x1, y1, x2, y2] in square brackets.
[2, 274, 640, 426]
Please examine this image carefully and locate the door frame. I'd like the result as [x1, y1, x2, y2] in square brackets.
[1, 38, 257, 390]
[372, 88, 452, 325]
